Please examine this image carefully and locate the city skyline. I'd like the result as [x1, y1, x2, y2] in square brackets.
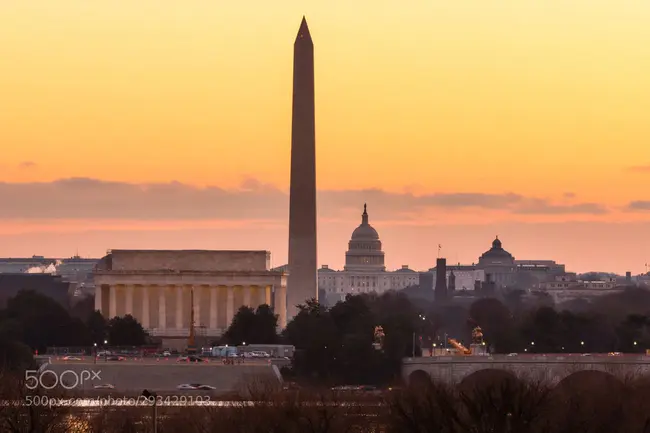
[2, 2, 650, 273]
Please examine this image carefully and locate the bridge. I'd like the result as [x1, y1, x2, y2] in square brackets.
[403, 354, 650, 387]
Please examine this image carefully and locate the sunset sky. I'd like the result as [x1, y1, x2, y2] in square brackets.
[2, 1, 650, 273]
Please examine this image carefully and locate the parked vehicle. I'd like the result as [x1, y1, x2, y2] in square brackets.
[106, 355, 126, 361]
[176, 383, 216, 390]
[177, 356, 208, 363]
[212, 346, 239, 358]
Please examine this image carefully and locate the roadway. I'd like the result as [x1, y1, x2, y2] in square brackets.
[47, 357, 290, 367]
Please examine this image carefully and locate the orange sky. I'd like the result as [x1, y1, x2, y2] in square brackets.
[1, 1, 650, 273]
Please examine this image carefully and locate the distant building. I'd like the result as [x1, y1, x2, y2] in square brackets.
[0, 255, 98, 296]
[419, 272, 434, 292]
[93, 249, 287, 350]
[431, 265, 485, 292]
[537, 274, 623, 303]
[316, 205, 419, 304]
[430, 237, 566, 291]
[434, 258, 448, 301]
[0, 273, 72, 308]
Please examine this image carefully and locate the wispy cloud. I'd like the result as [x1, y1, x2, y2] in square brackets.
[626, 165, 650, 173]
[18, 161, 36, 169]
[627, 201, 650, 211]
[514, 199, 608, 215]
[0, 177, 614, 221]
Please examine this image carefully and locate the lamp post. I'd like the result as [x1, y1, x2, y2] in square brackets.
[104, 339, 108, 362]
[93, 343, 97, 365]
[412, 332, 416, 358]
[142, 390, 158, 433]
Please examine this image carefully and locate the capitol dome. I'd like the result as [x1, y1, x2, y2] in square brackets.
[344, 204, 385, 271]
[351, 204, 380, 240]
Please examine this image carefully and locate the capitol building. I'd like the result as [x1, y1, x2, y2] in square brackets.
[318, 205, 419, 304]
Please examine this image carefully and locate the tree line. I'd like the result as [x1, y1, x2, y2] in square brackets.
[1, 286, 650, 386]
[0, 290, 148, 372]
[222, 287, 650, 385]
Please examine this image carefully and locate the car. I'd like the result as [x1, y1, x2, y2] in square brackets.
[176, 383, 215, 390]
[608, 352, 622, 356]
[106, 355, 126, 361]
[331, 385, 359, 392]
[96, 351, 112, 357]
[190, 356, 208, 363]
[358, 385, 379, 393]
[62, 356, 82, 361]
[177, 356, 208, 363]
[162, 351, 171, 357]
[93, 384, 115, 389]
[507, 353, 518, 357]
[581, 353, 592, 357]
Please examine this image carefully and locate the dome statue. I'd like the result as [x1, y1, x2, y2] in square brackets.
[351, 203, 380, 240]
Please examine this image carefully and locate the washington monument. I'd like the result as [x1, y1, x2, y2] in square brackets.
[287, 17, 317, 318]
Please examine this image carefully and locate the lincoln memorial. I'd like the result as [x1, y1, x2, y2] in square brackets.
[93, 250, 287, 346]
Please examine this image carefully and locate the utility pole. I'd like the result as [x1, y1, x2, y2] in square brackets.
[412, 332, 416, 357]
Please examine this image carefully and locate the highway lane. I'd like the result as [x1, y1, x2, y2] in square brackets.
[48, 358, 286, 366]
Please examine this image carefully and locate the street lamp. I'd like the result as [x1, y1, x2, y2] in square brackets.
[93, 343, 97, 365]
[142, 389, 158, 433]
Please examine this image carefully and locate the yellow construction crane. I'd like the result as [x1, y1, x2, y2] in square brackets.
[448, 338, 472, 355]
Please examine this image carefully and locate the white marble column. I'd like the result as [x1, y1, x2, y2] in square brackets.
[209, 286, 218, 330]
[243, 286, 252, 307]
[265, 285, 272, 306]
[125, 285, 134, 316]
[193, 286, 200, 326]
[159, 286, 166, 329]
[142, 285, 150, 328]
[226, 287, 234, 327]
[94, 285, 102, 313]
[176, 286, 183, 329]
[109, 285, 117, 318]
[274, 283, 287, 329]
